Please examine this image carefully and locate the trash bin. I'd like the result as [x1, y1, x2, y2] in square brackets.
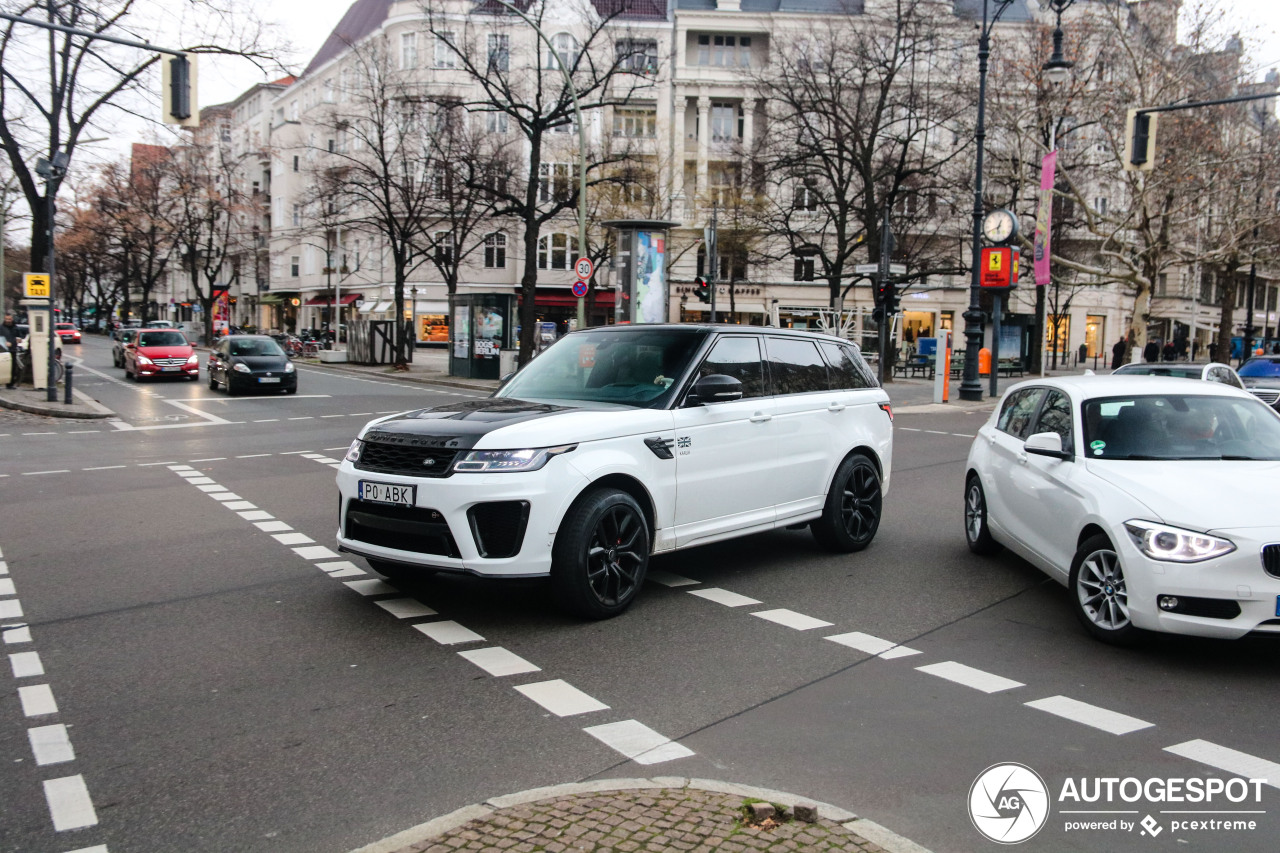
[979, 347, 992, 376]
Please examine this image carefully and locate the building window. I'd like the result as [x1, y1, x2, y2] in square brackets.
[539, 163, 576, 204]
[290, 256, 300, 277]
[435, 32, 456, 68]
[617, 38, 658, 74]
[793, 255, 816, 282]
[434, 232, 454, 265]
[710, 102, 742, 142]
[546, 32, 579, 71]
[292, 155, 299, 172]
[485, 232, 507, 268]
[613, 106, 657, 138]
[1093, 196, 1108, 215]
[323, 79, 334, 102]
[430, 163, 448, 198]
[488, 34, 510, 72]
[401, 32, 418, 69]
[697, 34, 752, 68]
[486, 107, 509, 134]
[291, 204, 301, 227]
[538, 233, 578, 270]
[708, 164, 740, 206]
[794, 180, 819, 211]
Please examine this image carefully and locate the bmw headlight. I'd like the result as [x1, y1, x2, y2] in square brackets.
[454, 444, 577, 473]
[1123, 520, 1235, 563]
[344, 439, 364, 463]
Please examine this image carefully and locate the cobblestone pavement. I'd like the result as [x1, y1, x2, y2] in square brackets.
[391, 789, 889, 853]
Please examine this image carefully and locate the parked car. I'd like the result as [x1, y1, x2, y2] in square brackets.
[54, 323, 82, 344]
[336, 324, 894, 618]
[1111, 360, 1244, 390]
[207, 334, 297, 395]
[144, 320, 175, 328]
[964, 375, 1280, 643]
[1238, 355, 1280, 413]
[123, 329, 199, 381]
[112, 328, 138, 367]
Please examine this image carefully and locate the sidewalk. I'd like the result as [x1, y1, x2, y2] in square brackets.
[0, 382, 115, 419]
[349, 779, 930, 853]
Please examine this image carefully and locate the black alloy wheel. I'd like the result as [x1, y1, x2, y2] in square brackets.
[552, 488, 650, 619]
[964, 475, 1002, 555]
[812, 454, 881, 552]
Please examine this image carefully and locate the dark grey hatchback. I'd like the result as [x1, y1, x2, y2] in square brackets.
[207, 334, 298, 395]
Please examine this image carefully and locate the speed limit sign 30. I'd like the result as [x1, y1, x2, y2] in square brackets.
[574, 257, 593, 280]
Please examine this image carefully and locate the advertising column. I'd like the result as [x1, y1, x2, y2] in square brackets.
[633, 231, 667, 324]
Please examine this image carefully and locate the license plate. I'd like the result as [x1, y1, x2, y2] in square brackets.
[258, 376, 280, 383]
[161, 366, 180, 372]
[1276, 595, 1280, 618]
[359, 481, 415, 506]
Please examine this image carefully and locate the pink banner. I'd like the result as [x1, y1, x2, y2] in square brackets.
[1033, 150, 1057, 286]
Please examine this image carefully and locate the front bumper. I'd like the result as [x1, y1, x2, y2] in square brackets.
[335, 458, 588, 577]
[138, 364, 199, 378]
[1119, 529, 1280, 639]
[230, 372, 297, 391]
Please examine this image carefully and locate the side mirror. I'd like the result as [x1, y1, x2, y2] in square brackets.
[1025, 431, 1072, 461]
[690, 373, 743, 405]
[499, 372, 515, 386]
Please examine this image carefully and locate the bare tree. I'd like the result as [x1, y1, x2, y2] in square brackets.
[94, 152, 175, 325]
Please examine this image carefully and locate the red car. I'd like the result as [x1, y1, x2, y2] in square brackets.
[54, 323, 82, 344]
[123, 329, 199, 381]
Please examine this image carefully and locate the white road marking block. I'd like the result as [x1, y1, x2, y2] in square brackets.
[10, 651, 43, 677]
[825, 631, 921, 659]
[413, 620, 484, 645]
[687, 588, 761, 608]
[238, 511, 274, 521]
[18, 684, 58, 716]
[375, 599, 438, 619]
[583, 720, 694, 765]
[314, 457, 340, 464]
[3, 624, 31, 643]
[167, 465, 194, 470]
[0, 559, 7, 574]
[458, 647, 541, 677]
[515, 679, 609, 717]
[0, 599, 21, 621]
[29, 724, 76, 765]
[344, 579, 398, 596]
[646, 570, 699, 587]
[0, 578, 15, 595]
[916, 661, 1024, 693]
[1165, 740, 1280, 789]
[64, 846, 109, 853]
[1025, 695, 1154, 735]
[183, 477, 216, 485]
[222, 501, 257, 511]
[272, 533, 315, 546]
[293, 545, 339, 560]
[316, 561, 365, 576]
[301, 453, 325, 459]
[197, 484, 228, 493]
[209, 493, 243, 502]
[254, 521, 293, 532]
[43, 774, 98, 830]
[751, 608, 833, 631]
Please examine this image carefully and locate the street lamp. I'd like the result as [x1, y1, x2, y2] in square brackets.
[960, 0, 1075, 400]
[35, 150, 70, 403]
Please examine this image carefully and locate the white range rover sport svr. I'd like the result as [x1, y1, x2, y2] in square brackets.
[336, 324, 894, 618]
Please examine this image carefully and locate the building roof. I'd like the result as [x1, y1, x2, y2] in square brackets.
[302, 0, 394, 79]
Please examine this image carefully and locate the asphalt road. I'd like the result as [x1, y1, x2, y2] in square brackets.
[1, 336, 1276, 853]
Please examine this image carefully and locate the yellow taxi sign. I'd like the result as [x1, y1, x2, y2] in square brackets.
[24, 273, 50, 298]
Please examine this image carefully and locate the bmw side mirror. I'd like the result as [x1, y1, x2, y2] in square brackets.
[1025, 431, 1072, 461]
[691, 373, 744, 405]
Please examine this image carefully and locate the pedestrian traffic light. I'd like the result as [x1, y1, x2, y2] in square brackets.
[161, 53, 199, 127]
[1123, 108, 1156, 171]
[694, 276, 711, 303]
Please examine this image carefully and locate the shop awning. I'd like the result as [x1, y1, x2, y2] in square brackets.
[525, 291, 617, 308]
[258, 295, 284, 305]
[362, 301, 393, 313]
[304, 293, 362, 307]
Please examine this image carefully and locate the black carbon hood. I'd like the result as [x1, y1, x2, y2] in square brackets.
[362, 398, 579, 449]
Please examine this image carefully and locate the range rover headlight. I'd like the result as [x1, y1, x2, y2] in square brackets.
[344, 438, 364, 463]
[1123, 520, 1235, 563]
[454, 444, 577, 473]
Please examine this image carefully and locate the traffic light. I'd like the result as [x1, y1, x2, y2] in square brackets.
[161, 53, 199, 127]
[1123, 108, 1157, 171]
[694, 276, 711, 303]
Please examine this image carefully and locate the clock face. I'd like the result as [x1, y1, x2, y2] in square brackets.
[983, 209, 1017, 244]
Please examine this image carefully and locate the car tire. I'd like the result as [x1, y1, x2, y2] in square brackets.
[811, 454, 881, 553]
[964, 475, 1002, 555]
[1069, 534, 1139, 645]
[551, 487, 650, 620]
[367, 559, 434, 582]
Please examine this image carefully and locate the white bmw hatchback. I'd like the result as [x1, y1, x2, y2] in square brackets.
[336, 324, 894, 618]
[964, 375, 1280, 643]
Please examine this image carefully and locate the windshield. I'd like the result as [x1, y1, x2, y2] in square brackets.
[497, 328, 707, 407]
[1083, 394, 1280, 460]
[138, 331, 189, 347]
[1115, 364, 1202, 379]
[229, 338, 286, 357]
[1239, 358, 1280, 378]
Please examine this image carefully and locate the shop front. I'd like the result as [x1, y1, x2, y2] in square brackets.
[520, 288, 618, 337]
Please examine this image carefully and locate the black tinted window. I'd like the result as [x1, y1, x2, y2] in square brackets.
[138, 331, 188, 347]
[698, 336, 764, 398]
[820, 342, 873, 390]
[996, 388, 1046, 439]
[1033, 390, 1074, 448]
[766, 337, 828, 395]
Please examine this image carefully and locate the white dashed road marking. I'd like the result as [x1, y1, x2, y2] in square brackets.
[1025, 696, 1154, 735]
[584, 719, 696, 765]
[515, 680, 610, 717]
[825, 631, 922, 659]
[43, 775, 98, 830]
[10, 650, 44, 677]
[750, 608, 833, 631]
[272, 533, 315, 546]
[374, 599, 437, 619]
[687, 588, 761, 608]
[0, 577, 14, 595]
[315, 561, 366, 578]
[3, 624, 32, 643]
[28, 723, 76, 765]
[293, 545, 339, 560]
[344, 579, 398, 596]
[412, 620, 484, 645]
[646, 570, 699, 587]
[916, 661, 1024, 694]
[1165, 740, 1280, 789]
[18, 684, 59, 716]
[0, 599, 24, 619]
[458, 647, 541, 677]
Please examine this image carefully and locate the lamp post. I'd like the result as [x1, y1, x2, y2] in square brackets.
[1036, 0, 1076, 376]
[492, 0, 588, 329]
[960, 0, 1075, 400]
[35, 151, 70, 402]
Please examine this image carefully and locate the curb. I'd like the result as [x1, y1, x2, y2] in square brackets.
[298, 358, 500, 394]
[0, 387, 115, 419]
[347, 777, 932, 853]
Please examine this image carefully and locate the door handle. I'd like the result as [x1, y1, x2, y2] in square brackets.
[1017, 453, 1028, 465]
[749, 413, 772, 423]
[827, 404, 846, 412]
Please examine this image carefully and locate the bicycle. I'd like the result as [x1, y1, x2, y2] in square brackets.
[13, 348, 65, 384]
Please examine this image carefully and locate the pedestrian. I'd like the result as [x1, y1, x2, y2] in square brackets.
[1192, 340, 1200, 360]
[1162, 341, 1175, 362]
[1078, 342, 1088, 366]
[1143, 339, 1159, 362]
[1111, 337, 1126, 371]
[1272, 342, 1280, 355]
[1, 313, 19, 389]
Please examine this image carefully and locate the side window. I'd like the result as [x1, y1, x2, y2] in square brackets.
[1032, 390, 1074, 449]
[820, 342, 873, 390]
[996, 388, 1046, 439]
[766, 337, 828, 395]
[697, 336, 764, 398]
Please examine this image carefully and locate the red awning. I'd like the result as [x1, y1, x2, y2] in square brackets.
[524, 291, 616, 308]
[303, 293, 362, 307]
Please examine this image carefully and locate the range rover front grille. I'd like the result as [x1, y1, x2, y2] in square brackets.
[467, 501, 530, 558]
[344, 499, 459, 557]
[356, 439, 458, 477]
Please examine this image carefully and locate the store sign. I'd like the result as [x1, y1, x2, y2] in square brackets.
[23, 273, 50, 298]
[980, 247, 1019, 290]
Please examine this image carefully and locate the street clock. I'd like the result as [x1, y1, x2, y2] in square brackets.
[982, 209, 1019, 245]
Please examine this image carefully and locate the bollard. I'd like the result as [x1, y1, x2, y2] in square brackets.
[64, 363, 73, 404]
